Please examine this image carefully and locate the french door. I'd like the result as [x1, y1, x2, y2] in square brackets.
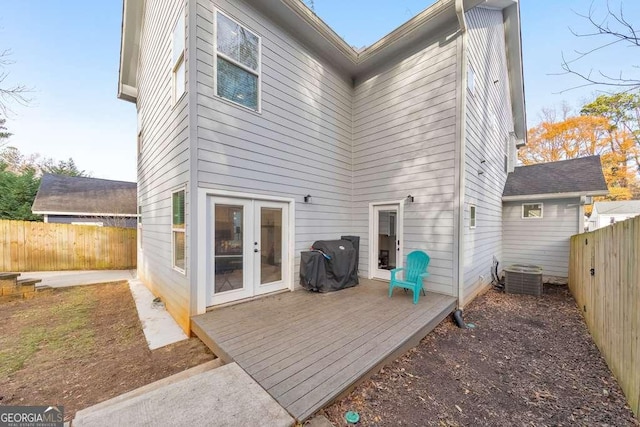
[208, 197, 289, 305]
[372, 204, 403, 281]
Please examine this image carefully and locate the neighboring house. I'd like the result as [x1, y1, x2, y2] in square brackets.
[588, 200, 640, 231]
[118, 0, 526, 332]
[32, 174, 138, 228]
[502, 156, 608, 278]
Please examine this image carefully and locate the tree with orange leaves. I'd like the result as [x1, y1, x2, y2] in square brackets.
[520, 100, 639, 202]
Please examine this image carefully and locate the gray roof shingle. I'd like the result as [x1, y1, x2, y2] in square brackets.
[32, 174, 137, 215]
[503, 156, 608, 197]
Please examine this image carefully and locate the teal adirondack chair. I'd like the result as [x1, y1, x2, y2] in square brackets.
[388, 251, 430, 304]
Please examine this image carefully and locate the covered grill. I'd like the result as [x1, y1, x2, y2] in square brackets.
[299, 236, 359, 292]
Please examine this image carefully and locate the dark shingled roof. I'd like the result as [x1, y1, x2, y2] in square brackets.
[32, 174, 137, 215]
[503, 156, 608, 197]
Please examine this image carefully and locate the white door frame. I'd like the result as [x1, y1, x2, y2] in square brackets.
[196, 188, 295, 314]
[206, 196, 254, 306]
[253, 200, 289, 296]
[368, 200, 404, 281]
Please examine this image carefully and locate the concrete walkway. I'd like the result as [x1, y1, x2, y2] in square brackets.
[20, 270, 136, 288]
[73, 362, 295, 427]
[128, 279, 188, 350]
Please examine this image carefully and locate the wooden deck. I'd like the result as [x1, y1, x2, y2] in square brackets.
[191, 279, 457, 421]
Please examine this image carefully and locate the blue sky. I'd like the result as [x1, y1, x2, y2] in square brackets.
[1, 0, 638, 182]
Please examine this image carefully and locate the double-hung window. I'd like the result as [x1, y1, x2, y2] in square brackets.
[215, 11, 261, 111]
[172, 190, 186, 272]
[172, 9, 186, 104]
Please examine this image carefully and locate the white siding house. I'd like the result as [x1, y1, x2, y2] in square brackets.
[588, 200, 640, 231]
[502, 156, 608, 279]
[118, 0, 527, 333]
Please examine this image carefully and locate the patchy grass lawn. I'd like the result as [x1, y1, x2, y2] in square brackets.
[0, 282, 214, 421]
[324, 285, 638, 426]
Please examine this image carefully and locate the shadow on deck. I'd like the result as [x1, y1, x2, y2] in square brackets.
[191, 278, 457, 422]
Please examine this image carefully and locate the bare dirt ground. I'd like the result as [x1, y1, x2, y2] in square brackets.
[0, 282, 214, 421]
[324, 285, 638, 426]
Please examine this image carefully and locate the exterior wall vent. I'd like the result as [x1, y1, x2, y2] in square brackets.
[504, 264, 543, 296]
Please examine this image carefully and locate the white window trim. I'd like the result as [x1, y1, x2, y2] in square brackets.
[213, 9, 262, 113]
[172, 188, 186, 274]
[470, 205, 477, 229]
[172, 8, 186, 106]
[522, 203, 544, 219]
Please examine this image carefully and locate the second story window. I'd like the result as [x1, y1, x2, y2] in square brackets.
[215, 11, 261, 111]
[172, 8, 186, 104]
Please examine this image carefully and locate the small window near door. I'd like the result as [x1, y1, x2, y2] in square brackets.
[172, 189, 186, 273]
[470, 205, 477, 229]
[522, 203, 543, 219]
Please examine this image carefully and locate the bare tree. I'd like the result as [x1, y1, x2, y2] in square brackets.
[0, 49, 30, 115]
[560, 1, 639, 92]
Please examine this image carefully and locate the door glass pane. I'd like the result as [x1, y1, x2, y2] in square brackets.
[214, 205, 244, 293]
[377, 210, 397, 271]
[260, 207, 282, 285]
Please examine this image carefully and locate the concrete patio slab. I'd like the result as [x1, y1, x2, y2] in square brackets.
[73, 362, 295, 427]
[128, 279, 188, 350]
[20, 270, 136, 288]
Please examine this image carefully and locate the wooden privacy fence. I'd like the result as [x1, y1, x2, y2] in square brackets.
[0, 220, 137, 271]
[569, 215, 640, 417]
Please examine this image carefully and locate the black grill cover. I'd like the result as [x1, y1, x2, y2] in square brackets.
[340, 235, 360, 283]
[299, 239, 358, 292]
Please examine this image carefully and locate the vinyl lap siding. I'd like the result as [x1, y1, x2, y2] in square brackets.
[502, 199, 580, 277]
[137, 0, 191, 331]
[353, 29, 459, 296]
[463, 7, 514, 300]
[195, 0, 353, 281]
[47, 215, 137, 228]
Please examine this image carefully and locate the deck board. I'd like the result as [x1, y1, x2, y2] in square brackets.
[191, 279, 456, 421]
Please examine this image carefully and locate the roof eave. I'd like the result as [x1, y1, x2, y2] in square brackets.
[357, 0, 457, 64]
[257, 0, 475, 77]
[503, 2, 527, 144]
[33, 211, 138, 217]
[118, 0, 144, 103]
[502, 190, 609, 202]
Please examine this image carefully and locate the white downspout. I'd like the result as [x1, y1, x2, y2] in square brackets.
[455, 0, 468, 308]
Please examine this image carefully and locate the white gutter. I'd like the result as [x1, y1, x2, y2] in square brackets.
[32, 211, 138, 217]
[455, 0, 467, 309]
[502, 190, 609, 202]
